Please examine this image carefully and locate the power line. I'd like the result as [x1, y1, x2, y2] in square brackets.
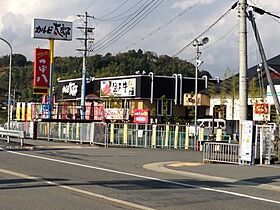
[94, 0, 164, 53]
[184, 22, 238, 61]
[95, 0, 143, 22]
[81, 0, 95, 13]
[97, 0, 130, 19]
[271, 16, 280, 24]
[203, 22, 238, 51]
[92, 0, 153, 49]
[172, 1, 238, 57]
[251, 5, 280, 19]
[92, 0, 165, 54]
[120, 2, 198, 52]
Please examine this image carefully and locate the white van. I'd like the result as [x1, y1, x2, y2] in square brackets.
[197, 119, 226, 131]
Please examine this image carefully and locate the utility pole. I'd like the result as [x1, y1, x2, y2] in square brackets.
[239, 0, 248, 133]
[77, 12, 94, 120]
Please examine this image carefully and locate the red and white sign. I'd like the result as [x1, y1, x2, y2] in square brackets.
[34, 48, 50, 88]
[253, 103, 270, 121]
[134, 109, 149, 124]
[255, 103, 269, 114]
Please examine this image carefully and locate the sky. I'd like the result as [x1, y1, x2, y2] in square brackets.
[0, 0, 280, 78]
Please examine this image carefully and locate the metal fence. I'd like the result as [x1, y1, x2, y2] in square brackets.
[10, 121, 107, 145]
[8, 121, 237, 152]
[6, 121, 280, 165]
[37, 122, 107, 145]
[255, 124, 278, 165]
[107, 123, 197, 149]
[9, 121, 33, 138]
[9, 121, 203, 150]
[203, 142, 240, 164]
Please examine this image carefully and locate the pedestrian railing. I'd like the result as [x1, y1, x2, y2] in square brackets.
[203, 142, 239, 164]
[0, 128, 25, 146]
[107, 123, 197, 149]
[8, 121, 235, 151]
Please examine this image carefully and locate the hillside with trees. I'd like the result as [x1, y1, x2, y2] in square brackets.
[0, 49, 212, 120]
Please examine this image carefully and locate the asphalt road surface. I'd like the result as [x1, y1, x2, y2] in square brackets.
[0, 143, 280, 210]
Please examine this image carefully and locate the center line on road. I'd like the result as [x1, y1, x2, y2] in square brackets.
[1, 147, 280, 205]
[0, 167, 155, 210]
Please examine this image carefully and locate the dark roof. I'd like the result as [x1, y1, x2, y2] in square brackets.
[203, 55, 280, 94]
[247, 54, 280, 82]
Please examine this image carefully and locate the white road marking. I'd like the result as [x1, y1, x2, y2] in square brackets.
[1, 147, 280, 205]
[0, 168, 155, 210]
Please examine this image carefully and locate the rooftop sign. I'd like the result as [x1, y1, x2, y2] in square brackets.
[32, 18, 72, 40]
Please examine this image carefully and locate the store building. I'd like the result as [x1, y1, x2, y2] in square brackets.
[55, 74, 218, 123]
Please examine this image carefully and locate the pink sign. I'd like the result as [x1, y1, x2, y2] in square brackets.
[134, 109, 149, 124]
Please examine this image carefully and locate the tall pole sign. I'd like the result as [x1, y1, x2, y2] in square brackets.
[32, 18, 72, 119]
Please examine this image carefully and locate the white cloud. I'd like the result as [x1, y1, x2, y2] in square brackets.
[0, 0, 280, 77]
[172, 0, 216, 10]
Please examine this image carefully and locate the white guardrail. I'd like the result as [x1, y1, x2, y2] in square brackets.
[203, 142, 240, 164]
[0, 128, 25, 146]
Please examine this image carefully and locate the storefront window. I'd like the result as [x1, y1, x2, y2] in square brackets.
[157, 99, 172, 116]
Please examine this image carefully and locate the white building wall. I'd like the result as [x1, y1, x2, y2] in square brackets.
[209, 96, 265, 121]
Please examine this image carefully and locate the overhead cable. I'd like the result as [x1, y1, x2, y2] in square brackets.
[184, 22, 238, 60]
[251, 5, 280, 19]
[95, 0, 143, 22]
[93, 0, 154, 48]
[120, 2, 198, 52]
[172, 1, 238, 57]
[96, 0, 130, 19]
[92, 0, 165, 54]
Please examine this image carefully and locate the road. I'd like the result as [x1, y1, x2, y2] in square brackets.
[0, 141, 280, 210]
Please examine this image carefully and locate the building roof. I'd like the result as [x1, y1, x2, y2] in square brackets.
[207, 54, 280, 95]
[247, 54, 280, 81]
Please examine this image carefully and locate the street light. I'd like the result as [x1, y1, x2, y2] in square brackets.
[193, 37, 209, 143]
[0, 37, 12, 138]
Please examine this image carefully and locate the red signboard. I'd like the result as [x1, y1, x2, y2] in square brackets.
[255, 103, 269, 114]
[34, 48, 50, 88]
[133, 109, 149, 124]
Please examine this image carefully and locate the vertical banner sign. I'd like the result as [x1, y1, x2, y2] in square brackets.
[240, 120, 254, 163]
[21, 102, 26, 121]
[32, 103, 37, 120]
[27, 103, 32, 121]
[16, 103, 21, 121]
[34, 48, 50, 88]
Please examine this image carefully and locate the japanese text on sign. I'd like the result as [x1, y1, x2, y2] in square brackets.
[34, 48, 50, 88]
[100, 78, 136, 97]
[32, 18, 72, 40]
[62, 82, 79, 97]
